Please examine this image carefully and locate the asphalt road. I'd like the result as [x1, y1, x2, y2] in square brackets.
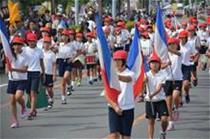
[0, 71, 209, 139]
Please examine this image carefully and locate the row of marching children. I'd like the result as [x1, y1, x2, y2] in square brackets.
[104, 16, 210, 139]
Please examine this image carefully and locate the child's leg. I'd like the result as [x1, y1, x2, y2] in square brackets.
[10, 95, 18, 122]
[160, 116, 168, 133]
[15, 90, 25, 109]
[173, 90, 181, 110]
[147, 119, 155, 139]
[47, 87, 54, 100]
[109, 133, 120, 139]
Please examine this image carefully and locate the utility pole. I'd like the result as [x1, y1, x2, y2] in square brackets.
[75, 0, 79, 25]
[127, 0, 130, 18]
[112, 0, 116, 20]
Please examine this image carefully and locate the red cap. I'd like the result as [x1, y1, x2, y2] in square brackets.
[198, 23, 207, 28]
[62, 29, 70, 36]
[86, 32, 95, 38]
[12, 36, 25, 45]
[139, 18, 148, 24]
[117, 21, 126, 28]
[192, 19, 198, 24]
[149, 51, 161, 63]
[179, 30, 188, 38]
[43, 36, 51, 42]
[76, 33, 83, 38]
[69, 29, 75, 35]
[188, 25, 196, 31]
[27, 33, 37, 41]
[41, 27, 50, 33]
[113, 50, 127, 60]
[168, 37, 179, 45]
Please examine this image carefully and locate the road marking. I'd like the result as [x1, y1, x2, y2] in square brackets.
[0, 83, 8, 88]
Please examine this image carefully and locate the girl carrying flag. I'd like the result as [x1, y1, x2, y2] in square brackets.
[6, 36, 28, 128]
[106, 50, 135, 139]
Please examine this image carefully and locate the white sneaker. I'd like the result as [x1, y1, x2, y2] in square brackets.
[10, 122, 19, 128]
[167, 121, 174, 131]
[61, 98, 67, 104]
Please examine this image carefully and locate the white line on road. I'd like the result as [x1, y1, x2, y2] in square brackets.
[0, 83, 8, 88]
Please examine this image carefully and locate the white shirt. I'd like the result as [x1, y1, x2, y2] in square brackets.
[121, 29, 130, 45]
[9, 52, 28, 81]
[85, 41, 97, 54]
[164, 52, 183, 81]
[145, 70, 166, 102]
[37, 38, 55, 49]
[117, 68, 135, 110]
[87, 20, 96, 32]
[74, 41, 85, 51]
[180, 41, 198, 66]
[23, 47, 44, 72]
[43, 50, 56, 75]
[57, 43, 76, 59]
[140, 39, 153, 56]
[188, 36, 200, 65]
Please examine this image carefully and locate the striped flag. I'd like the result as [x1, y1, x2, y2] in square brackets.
[127, 26, 145, 98]
[0, 17, 13, 71]
[154, 6, 169, 63]
[95, 13, 121, 103]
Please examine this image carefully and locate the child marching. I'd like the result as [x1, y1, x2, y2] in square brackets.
[43, 36, 56, 109]
[6, 36, 28, 128]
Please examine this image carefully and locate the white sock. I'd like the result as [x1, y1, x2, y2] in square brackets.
[71, 81, 75, 87]
[61, 95, 65, 100]
[90, 76, 93, 81]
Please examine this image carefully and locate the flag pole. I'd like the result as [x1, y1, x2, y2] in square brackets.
[137, 35, 155, 116]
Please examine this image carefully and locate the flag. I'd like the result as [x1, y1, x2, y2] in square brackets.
[8, 0, 21, 26]
[154, 6, 169, 62]
[0, 17, 13, 71]
[127, 26, 145, 98]
[95, 13, 121, 103]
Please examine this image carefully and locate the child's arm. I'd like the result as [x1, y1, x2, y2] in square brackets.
[104, 91, 122, 116]
[118, 75, 132, 82]
[52, 62, 57, 81]
[149, 83, 162, 99]
[12, 66, 28, 73]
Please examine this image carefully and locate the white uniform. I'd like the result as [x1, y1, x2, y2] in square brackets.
[43, 50, 56, 75]
[180, 41, 198, 66]
[9, 52, 28, 81]
[73, 41, 85, 65]
[163, 53, 183, 81]
[84, 41, 97, 54]
[145, 70, 166, 102]
[117, 68, 135, 110]
[23, 47, 44, 72]
[37, 38, 55, 49]
[57, 43, 76, 59]
[197, 30, 208, 46]
[140, 39, 153, 56]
